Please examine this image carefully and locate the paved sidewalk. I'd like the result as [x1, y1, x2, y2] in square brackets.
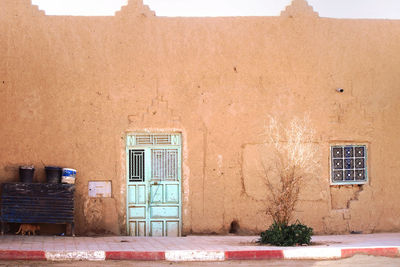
[0, 233, 399, 261]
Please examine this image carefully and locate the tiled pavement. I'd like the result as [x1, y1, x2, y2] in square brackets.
[0, 233, 399, 261]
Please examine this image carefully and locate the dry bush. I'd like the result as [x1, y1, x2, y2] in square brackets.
[262, 116, 318, 225]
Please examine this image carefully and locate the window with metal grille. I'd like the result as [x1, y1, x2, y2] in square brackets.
[129, 150, 145, 182]
[151, 149, 178, 181]
[331, 145, 367, 185]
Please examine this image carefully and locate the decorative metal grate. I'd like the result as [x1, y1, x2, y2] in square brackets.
[331, 145, 367, 184]
[153, 135, 172, 145]
[134, 134, 177, 145]
[151, 149, 178, 181]
[136, 135, 153, 145]
[129, 150, 145, 182]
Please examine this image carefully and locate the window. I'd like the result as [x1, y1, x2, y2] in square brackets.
[331, 145, 367, 185]
[128, 149, 145, 182]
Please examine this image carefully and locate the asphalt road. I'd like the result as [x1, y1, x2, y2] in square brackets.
[1, 255, 400, 267]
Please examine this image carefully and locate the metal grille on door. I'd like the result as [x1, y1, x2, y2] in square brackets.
[129, 150, 145, 182]
[151, 149, 178, 181]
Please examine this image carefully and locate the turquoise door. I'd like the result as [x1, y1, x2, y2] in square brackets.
[126, 134, 181, 236]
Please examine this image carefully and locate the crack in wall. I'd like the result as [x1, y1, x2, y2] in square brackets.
[330, 185, 364, 210]
[238, 143, 268, 203]
[346, 185, 364, 209]
[202, 121, 207, 217]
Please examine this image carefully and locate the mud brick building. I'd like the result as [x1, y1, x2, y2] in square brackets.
[1, 0, 399, 236]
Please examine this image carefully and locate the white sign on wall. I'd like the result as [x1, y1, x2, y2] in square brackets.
[88, 181, 112, 198]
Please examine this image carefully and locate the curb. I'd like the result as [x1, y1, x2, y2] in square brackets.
[45, 251, 105, 261]
[283, 247, 342, 259]
[106, 251, 165, 261]
[0, 250, 46, 260]
[166, 250, 225, 261]
[341, 247, 400, 258]
[225, 250, 284, 260]
[0, 247, 398, 261]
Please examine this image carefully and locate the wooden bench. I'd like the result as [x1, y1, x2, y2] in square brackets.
[0, 183, 75, 236]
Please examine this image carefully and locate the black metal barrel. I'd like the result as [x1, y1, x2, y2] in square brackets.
[45, 166, 62, 183]
[19, 166, 35, 183]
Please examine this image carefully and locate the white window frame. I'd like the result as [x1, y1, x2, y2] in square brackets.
[330, 144, 368, 185]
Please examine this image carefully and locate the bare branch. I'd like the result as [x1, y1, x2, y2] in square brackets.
[262, 115, 318, 225]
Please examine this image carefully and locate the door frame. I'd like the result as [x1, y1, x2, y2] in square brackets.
[125, 132, 182, 236]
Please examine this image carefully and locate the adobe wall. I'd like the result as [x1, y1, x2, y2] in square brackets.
[0, 0, 399, 235]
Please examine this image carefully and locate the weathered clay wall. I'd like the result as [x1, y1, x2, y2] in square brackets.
[1, 0, 400, 235]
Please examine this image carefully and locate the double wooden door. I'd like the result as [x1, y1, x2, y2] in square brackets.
[126, 134, 181, 236]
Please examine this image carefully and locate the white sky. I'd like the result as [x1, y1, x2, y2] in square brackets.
[32, 0, 400, 19]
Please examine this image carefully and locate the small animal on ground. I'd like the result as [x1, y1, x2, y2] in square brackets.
[16, 224, 40, 235]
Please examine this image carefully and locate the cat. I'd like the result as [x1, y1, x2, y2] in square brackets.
[16, 224, 40, 235]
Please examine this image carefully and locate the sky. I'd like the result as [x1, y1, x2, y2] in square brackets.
[31, 0, 400, 19]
